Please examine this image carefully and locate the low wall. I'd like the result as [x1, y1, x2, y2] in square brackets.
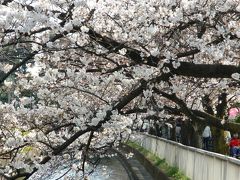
[135, 133, 240, 180]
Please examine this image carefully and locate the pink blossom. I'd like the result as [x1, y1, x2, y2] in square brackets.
[228, 108, 240, 119]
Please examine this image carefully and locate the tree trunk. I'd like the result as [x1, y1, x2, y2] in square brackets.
[191, 123, 202, 148]
[181, 121, 192, 146]
[212, 127, 226, 154]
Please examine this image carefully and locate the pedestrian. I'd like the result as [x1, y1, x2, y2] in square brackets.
[202, 126, 211, 150]
[224, 131, 231, 145]
[229, 133, 240, 158]
[175, 123, 181, 142]
[224, 130, 232, 155]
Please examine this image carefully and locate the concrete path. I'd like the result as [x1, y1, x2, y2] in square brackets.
[116, 148, 154, 180]
[125, 157, 154, 180]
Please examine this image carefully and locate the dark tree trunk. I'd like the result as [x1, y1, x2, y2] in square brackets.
[181, 121, 191, 146]
[191, 122, 202, 148]
[212, 92, 228, 154]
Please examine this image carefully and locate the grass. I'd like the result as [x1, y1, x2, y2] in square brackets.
[126, 141, 190, 180]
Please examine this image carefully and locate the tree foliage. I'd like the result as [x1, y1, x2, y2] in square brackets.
[0, 0, 240, 179]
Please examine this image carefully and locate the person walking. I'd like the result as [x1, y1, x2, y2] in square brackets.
[224, 130, 232, 155]
[175, 124, 181, 143]
[202, 126, 211, 150]
[229, 133, 240, 158]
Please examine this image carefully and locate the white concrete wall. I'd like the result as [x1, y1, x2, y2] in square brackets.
[135, 133, 240, 180]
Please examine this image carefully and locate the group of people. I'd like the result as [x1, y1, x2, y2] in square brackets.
[202, 126, 240, 158]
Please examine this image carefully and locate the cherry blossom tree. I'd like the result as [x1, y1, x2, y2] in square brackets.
[0, 0, 240, 179]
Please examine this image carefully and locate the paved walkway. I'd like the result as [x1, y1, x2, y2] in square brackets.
[126, 157, 154, 180]
[116, 148, 154, 180]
